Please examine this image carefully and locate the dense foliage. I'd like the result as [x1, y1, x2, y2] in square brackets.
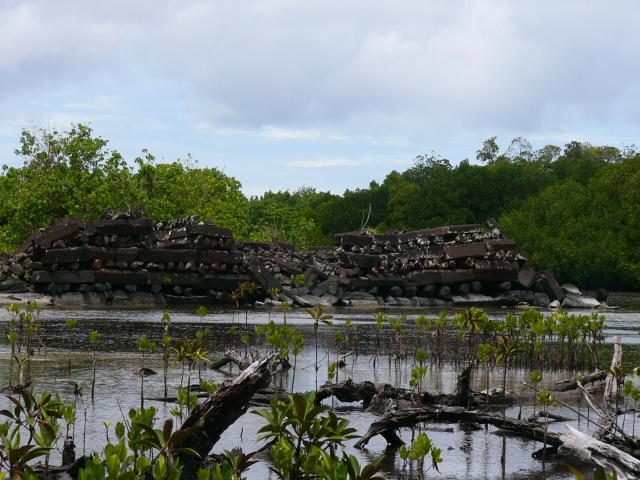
[1, 125, 639, 289]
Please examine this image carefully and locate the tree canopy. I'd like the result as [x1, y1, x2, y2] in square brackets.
[2, 124, 639, 289]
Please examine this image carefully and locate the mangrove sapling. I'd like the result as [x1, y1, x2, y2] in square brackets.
[66, 318, 78, 374]
[492, 334, 525, 466]
[631, 386, 640, 437]
[196, 305, 208, 323]
[290, 332, 305, 393]
[266, 286, 280, 322]
[252, 392, 384, 480]
[62, 400, 77, 465]
[477, 343, 496, 412]
[409, 349, 429, 408]
[622, 379, 634, 434]
[280, 301, 292, 327]
[531, 370, 543, 419]
[306, 306, 334, 395]
[137, 336, 158, 409]
[537, 389, 555, 462]
[5, 304, 22, 386]
[161, 335, 172, 399]
[293, 272, 305, 295]
[398, 432, 443, 479]
[89, 330, 99, 404]
[372, 311, 386, 370]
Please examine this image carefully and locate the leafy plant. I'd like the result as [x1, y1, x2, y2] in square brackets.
[305, 306, 334, 394]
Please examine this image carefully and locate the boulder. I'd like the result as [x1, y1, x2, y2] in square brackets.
[561, 293, 601, 309]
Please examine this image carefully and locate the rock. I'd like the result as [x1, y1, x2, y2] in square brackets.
[595, 288, 609, 302]
[561, 293, 601, 309]
[0, 279, 29, 293]
[561, 283, 582, 295]
[542, 270, 565, 301]
[533, 292, 551, 308]
[451, 293, 496, 307]
[493, 290, 535, 306]
[549, 299, 561, 308]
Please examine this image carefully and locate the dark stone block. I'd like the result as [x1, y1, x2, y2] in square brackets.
[8, 263, 25, 276]
[34, 223, 82, 249]
[533, 292, 551, 308]
[338, 252, 380, 269]
[493, 290, 534, 306]
[484, 239, 517, 252]
[147, 272, 200, 286]
[95, 270, 149, 285]
[373, 234, 400, 246]
[0, 279, 28, 293]
[15, 230, 43, 255]
[339, 233, 374, 247]
[200, 250, 243, 265]
[444, 243, 486, 260]
[516, 267, 538, 290]
[595, 288, 608, 302]
[439, 270, 475, 285]
[138, 249, 197, 264]
[366, 274, 406, 287]
[474, 260, 519, 283]
[437, 286, 452, 300]
[405, 270, 442, 286]
[240, 241, 271, 250]
[89, 218, 154, 236]
[446, 224, 483, 234]
[185, 224, 233, 239]
[277, 260, 303, 275]
[194, 273, 252, 292]
[88, 247, 140, 263]
[542, 270, 565, 302]
[30, 270, 96, 284]
[248, 259, 283, 292]
[40, 247, 91, 264]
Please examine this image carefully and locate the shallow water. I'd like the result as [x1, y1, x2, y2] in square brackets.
[2, 303, 640, 479]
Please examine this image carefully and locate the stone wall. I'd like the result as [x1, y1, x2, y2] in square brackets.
[0, 211, 574, 309]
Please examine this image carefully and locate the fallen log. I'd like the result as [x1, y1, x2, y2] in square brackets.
[353, 406, 561, 449]
[175, 353, 275, 479]
[551, 369, 608, 392]
[559, 425, 640, 480]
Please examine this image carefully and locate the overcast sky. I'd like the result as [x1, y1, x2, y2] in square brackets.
[2, 1, 639, 197]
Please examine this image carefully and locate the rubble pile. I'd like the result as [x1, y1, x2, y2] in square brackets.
[0, 210, 596, 309]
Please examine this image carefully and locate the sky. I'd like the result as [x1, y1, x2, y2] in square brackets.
[1, 1, 640, 198]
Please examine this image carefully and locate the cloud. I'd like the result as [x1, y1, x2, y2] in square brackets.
[2, 0, 640, 195]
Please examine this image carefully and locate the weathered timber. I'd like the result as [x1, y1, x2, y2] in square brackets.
[316, 379, 378, 407]
[175, 353, 275, 479]
[353, 406, 562, 449]
[594, 335, 622, 440]
[559, 425, 640, 480]
[552, 370, 608, 392]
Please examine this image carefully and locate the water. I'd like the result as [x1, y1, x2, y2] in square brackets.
[2, 303, 640, 479]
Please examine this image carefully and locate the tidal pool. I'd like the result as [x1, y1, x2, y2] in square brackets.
[2, 302, 640, 479]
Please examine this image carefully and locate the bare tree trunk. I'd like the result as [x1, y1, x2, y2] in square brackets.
[175, 353, 275, 479]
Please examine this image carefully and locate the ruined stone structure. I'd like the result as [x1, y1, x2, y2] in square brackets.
[0, 210, 574, 309]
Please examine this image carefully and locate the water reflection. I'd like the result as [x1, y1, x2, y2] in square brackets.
[1, 305, 640, 479]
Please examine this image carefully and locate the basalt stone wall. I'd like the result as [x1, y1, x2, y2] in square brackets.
[0, 211, 566, 309]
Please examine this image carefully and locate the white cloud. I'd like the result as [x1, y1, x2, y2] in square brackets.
[1, 0, 640, 194]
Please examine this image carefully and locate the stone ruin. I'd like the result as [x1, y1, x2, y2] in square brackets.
[0, 209, 601, 309]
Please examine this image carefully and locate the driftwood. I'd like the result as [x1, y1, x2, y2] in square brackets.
[594, 335, 622, 441]
[316, 379, 378, 407]
[559, 425, 640, 480]
[353, 406, 562, 449]
[551, 369, 608, 392]
[174, 353, 275, 479]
